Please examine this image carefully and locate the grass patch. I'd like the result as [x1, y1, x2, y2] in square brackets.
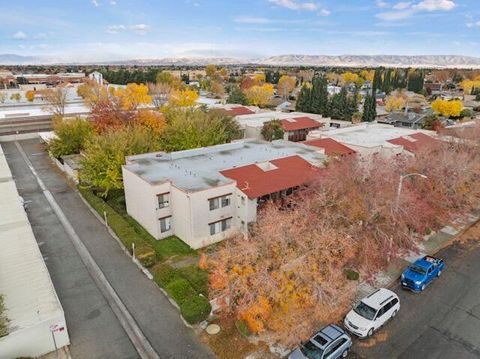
[344, 268, 360, 281]
[79, 186, 210, 324]
[177, 265, 209, 296]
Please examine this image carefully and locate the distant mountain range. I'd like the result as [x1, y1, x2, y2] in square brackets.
[2, 53, 480, 68]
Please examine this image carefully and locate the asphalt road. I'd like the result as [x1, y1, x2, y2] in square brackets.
[351, 236, 480, 358]
[3, 139, 213, 359]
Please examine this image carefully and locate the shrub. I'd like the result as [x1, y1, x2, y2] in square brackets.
[48, 117, 94, 158]
[135, 245, 156, 267]
[180, 296, 212, 324]
[425, 227, 432, 235]
[177, 265, 209, 296]
[165, 279, 196, 304]
[261, 120, 284, 141]
[344, 269, 360, 281]
[152, 263, 180, 287]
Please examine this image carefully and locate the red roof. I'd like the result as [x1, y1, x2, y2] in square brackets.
[303, 138, 356, 156]
[220, 155, 318, 199]
[280, 117, 322, 132]
[387, 133, 438, 153]
[226, 106, 255, 116]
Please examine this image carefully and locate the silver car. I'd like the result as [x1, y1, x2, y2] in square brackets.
[288, 324, 352, 359]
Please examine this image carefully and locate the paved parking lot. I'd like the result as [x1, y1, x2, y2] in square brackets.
[351, 228, 480, 358]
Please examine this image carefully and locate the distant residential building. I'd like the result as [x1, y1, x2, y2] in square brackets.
[234, 111, 351, 142]
[0, 70, 16, 89]
[122, 140, 326, 249]
[303, 138, 357, 157]
[16, 72, 85, 85]
[380, 112, 428, 129]
[307, 123, 437, 157]
[88, 71, 104, 85]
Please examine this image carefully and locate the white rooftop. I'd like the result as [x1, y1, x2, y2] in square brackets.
[309, 123, 434, 149]
[124, 139, 326, 192]
[235, 111, 327, 128]
[0, 145, 64, 334]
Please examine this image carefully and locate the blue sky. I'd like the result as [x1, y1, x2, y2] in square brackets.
[1, 0, 480, 61]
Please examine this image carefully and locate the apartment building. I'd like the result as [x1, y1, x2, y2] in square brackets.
[122, 139, 326, 249]
[307, 123, 438, 158]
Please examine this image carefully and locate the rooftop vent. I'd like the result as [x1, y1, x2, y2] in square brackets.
[256, 161, 278, 172]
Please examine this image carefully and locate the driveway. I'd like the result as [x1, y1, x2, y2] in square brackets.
[351, 226, 480, 358]
[3, 139, 213, 359]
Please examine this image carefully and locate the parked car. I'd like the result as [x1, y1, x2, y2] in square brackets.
[344, 288, 400, 338]
[401, 255, 445, 292]
[288, 324, 352, 359]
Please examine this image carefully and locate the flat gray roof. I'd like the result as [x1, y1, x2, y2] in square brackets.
[124, 139, 326, 192]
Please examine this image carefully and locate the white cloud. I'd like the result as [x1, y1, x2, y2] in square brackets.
[91, 0, 99, 6]
[377, 0, 456, 21]
[110, 0, 117, 4]
[413, 0, 456, 11]
[393, 1, 412, 10]
[268, 0, 317, 11]
[466, 21, 480, 28]
[319, 8, 331, 16]
[376, 0, 389, 8]
[234, 16, 271, 24]
[13, 31, 27, 40]
[129, 24, 150, 35]
[106, 25, 126, 34]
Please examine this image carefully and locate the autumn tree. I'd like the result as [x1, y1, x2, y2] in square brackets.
[431, 99, 463, 117]
[205, 64, 217, 78]
[385, 95, 406, 112]
[210, 81, 225, 97]
[114, 83, 151, 110]
[168, 89, 199, 107]
[90, 98, 132, 133]
[77, 79, 109, 107]
[135, 109, 166, 136]
[25, 90, 35, 102]
[244, 83, 274, 107]
[277, 75, 296, 100]
[261, 120, 284, 141]
[10, 93, 21, 102]
[40, 86, 68, 116]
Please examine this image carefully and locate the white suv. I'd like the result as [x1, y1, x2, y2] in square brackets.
[344, 288, 400, 338]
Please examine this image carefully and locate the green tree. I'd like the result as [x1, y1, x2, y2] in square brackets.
[261, 120, 284, 141]
[362, 94, 376, 122]
[227, 85, 248, 105]
[310, 76, 329, 116]
[48, 118, 94, 158]
[160, 108, 238, 152]
[296, 85, 312, 112]
[80, 126, 162, 197]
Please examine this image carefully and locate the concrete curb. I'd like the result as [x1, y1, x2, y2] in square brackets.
[16, 141, 160, 359]
[76, 188, 195, 330]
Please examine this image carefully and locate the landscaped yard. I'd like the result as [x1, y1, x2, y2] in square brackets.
[79, 186, 211, 324]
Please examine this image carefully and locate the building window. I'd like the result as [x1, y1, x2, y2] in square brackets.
[157, 193, 169, 209]
[159, 216, 172, 233]
[209, 218, 232, 235]
[209, 194, 231, 211]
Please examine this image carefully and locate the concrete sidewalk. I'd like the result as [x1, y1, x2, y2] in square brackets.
[4, 139, 214, 359]
[356, 213, 480, 299]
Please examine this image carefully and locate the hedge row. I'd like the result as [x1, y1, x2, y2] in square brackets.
[78, 187, 156, 267]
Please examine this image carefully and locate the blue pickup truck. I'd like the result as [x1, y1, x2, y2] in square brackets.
[401, 255, 445, 292]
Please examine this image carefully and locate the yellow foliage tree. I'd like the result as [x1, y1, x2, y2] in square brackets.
[77, 79, 109, 107]
[360, 70, 374, 82]
[205, 64, 217, 78]
[385, 96, 406, 112]
[244, 83, 274, 107]
[168, 89, 199, 107]
[431, 99, 463, 117]
[135, 110, 166, 135]
[460, 79, 480, 94]
[25, 90, 35, 102]
[254, 73, 266, 84]
[341, 72, 359, 85]
[115, 83, 152, 111]
[277, 75, 296, 99]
